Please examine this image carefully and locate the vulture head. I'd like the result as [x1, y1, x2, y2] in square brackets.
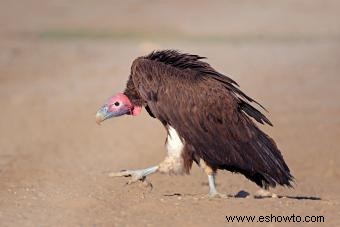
[95, 93, 142, 124]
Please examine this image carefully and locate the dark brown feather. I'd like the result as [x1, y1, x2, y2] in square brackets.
[124, 50, 293, 189]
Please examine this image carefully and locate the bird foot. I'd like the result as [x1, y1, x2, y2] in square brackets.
[109, 169, 147, 184]
[202, 191, 229, 199]
[254, 189, 278, 198]
[108, 166, 158, 185]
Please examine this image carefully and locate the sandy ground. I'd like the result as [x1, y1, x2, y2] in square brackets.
[1, 0, 340, 226]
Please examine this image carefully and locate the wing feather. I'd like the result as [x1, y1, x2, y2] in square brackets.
[130, 57, 293, 188]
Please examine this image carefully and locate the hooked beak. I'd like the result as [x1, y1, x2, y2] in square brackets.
[95, 104, 129, 125]
[96, 104, 110, 125]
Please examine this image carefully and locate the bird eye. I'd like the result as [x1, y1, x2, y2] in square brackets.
[114, 102, 120, 106]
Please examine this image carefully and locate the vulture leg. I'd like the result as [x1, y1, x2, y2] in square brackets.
[207, 174, 219, 197]
[200, 159, 227, 198]
[109, 166, 159, 184]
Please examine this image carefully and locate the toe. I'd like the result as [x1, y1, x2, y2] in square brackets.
[208, 192, 228, 199]
[201, 191, 228, 199]
[108, 170, 132, 177]
[254, 189, 277, 198]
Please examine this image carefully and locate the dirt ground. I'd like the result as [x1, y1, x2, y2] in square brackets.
[1, 0, 340, 226]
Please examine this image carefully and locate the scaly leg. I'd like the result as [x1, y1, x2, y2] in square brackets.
[200, 159, 227, 198]
[109, 166, 159, 184]
[207, 174, 219, 196]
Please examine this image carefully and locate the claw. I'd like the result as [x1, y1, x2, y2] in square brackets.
[109, 170, 133, 178]
[127, 176, 146, 184]
[254, 189, 278, 198]
[207, 191, 229, 199]
[109, 170, 145, 183]
[108, 166, 159, 185]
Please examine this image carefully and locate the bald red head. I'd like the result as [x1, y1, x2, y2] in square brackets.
[95, 93, 142, 124]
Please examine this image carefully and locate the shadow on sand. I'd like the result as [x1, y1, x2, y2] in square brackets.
[163, 190, 321, 201]
[233, 190, 321, 200]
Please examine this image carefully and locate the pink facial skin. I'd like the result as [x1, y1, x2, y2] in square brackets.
[131, 105, 142, 116]
[107, 93, 142, 116]
[96, 93, 142, 125]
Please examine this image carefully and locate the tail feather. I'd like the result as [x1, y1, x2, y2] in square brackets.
[221, 126, 294, 189]
[247, 129, 294, 189]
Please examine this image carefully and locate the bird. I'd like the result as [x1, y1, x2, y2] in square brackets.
[95, 50, 293, 197]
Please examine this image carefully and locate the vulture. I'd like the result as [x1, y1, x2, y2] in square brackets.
[96, 50, 293, 197]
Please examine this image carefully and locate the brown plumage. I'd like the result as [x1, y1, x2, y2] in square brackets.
[123, 50, 293, 189]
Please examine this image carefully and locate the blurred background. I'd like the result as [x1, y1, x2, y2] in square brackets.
[1, 0, 340, 226]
